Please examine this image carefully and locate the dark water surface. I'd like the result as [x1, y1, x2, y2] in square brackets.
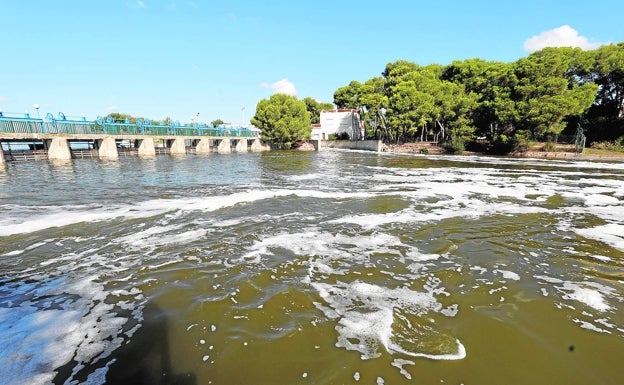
[0, 151, 623, 385]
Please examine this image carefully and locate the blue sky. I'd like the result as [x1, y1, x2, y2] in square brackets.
[1, 0, 623, 125]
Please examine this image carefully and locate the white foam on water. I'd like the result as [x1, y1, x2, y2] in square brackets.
[391, 358, 415, 380]
[494, 270, 520, 281]
[236, 229, 406, 271]
[536, 274, 618, 314]
[560, 282, 613, 312]
[2, 249, 24, 257]
[575, 223, 624, 252]
[535, 275, 564, 284]
[288, 173, 325, 181]
[124, 228, 207, 251]
[0, 275, 139, 385]
[115, 224, 185, 246]
[311, 280, 464, 361]
[470, 266, 487, 275]
[329, 185, 549, 229]
[590, 254, 612, 262]
[573, 318, 611, 334]
[0, 189, 376, 237]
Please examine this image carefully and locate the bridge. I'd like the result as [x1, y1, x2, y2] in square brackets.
[0, 112, 270, 164]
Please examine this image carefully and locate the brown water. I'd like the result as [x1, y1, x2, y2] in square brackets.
[0, 151, 622, 385]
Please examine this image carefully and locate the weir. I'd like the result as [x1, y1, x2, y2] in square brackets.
[0, 112, 269, 163]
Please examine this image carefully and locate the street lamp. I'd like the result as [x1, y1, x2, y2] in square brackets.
[33, 104, 40, 119]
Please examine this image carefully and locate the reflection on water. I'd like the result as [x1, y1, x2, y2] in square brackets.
[0, 151, 623, 385]
[103, 302, 196, 385]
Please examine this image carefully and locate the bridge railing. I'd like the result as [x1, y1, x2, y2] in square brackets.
[0, 112, 258, 138]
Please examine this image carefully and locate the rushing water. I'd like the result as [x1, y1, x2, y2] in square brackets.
[0, 150, 623, 385]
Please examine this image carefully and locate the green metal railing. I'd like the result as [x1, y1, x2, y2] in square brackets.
[0, 113, 257, 138]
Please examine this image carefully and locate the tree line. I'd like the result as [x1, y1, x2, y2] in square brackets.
[333, 44, 624, 152]
[251, 95, 333, 147]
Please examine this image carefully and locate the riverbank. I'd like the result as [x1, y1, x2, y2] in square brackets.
[382, 142, 624, 162]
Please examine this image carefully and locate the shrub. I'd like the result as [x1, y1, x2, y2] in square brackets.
[543, 141, 556, 152]
[443, 135, 465, 153]
[590, 139, 624, 152]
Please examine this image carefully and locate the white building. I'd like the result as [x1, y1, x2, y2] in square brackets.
[311, 109, 363, 140]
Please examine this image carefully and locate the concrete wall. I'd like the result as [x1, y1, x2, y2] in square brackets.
[318, 140, 382, 152]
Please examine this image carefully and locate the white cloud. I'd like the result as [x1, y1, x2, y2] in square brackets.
[261, 78, 297, 96]
[0, 96, 9, 103]
[106, 105, 118, 112]
[524, 25, 605, 52]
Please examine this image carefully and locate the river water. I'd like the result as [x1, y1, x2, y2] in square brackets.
[0, 150, 623, 385]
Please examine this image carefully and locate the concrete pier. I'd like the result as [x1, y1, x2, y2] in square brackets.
[169, 138, 187, 155]
[138, 138, 156, 157]
[217, 139, 231, 154]
[0, 113, 264, 163]
[46, 138, 72, 160]
[250, 139, 271, 152]
[97, 137, 119, 159]
[0, 145, 5, 166]
[235, 139, 248, 153]
[195, 138, 211, 154]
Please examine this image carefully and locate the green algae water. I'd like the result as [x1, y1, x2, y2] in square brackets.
[0, 151, 623, 385]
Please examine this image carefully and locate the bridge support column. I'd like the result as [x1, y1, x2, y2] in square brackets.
[235, 138, 248, 153]
[170, 138, 187, 155]
[97, 137, 119, 159]
[217, 139, 231, 154]
[0, 144, 5, 166]
[196, 138, 211, 154]
[46, 138, 72, 160]
[138, 138, 156, 157]
[250, 138, 271, 152]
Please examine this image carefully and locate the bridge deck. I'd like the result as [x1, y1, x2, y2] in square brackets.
[0, 115, 269, 163]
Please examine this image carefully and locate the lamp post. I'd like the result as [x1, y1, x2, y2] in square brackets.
[33, 103, 43, 133]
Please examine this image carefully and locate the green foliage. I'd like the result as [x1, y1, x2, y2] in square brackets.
[590, 138, 624, 152]
[330, 43, 624, 152]
[543, 141, 556, 152]
[444, 135, 465, 153]
[333, 81, 362, 109]
[328, 132, 350, 140]
[251, 94, 311, 147]
[211, 119, 225, 127]
[107, 112, 138, 123]
[513, 48, 598, 138]
[303, 97, 333, 124]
